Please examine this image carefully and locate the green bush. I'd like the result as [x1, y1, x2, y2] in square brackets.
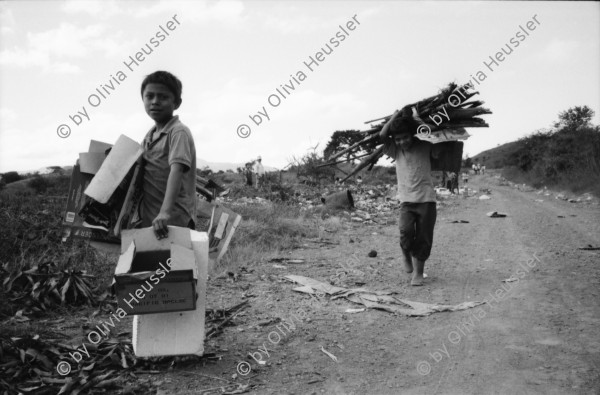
[1, 171, 22, 184]
[27, 175, 49, 194]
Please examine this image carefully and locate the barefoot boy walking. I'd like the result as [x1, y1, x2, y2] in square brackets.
[139, 71, 197, 239]
[382, 110, 442, 286]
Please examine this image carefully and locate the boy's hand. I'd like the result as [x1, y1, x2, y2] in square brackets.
[153, 211, 171, 239]
[380, 110, 400, 139]
[153, 163, 185, 239]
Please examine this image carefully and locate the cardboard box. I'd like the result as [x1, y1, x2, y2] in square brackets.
[62, 136, 143, 243]
[85, 135, 143, 204]
[122, 227, 208, 357]
[114, 236, 197, 315]
[196, 199, 242, 267]
[61, 163, 120, 243]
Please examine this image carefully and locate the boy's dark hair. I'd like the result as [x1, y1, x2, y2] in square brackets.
[141, 71, 183, 105]
[390, 115, 419, 136]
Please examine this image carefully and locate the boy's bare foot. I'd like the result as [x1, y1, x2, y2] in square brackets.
[403, 257, 413, 273]
[402, 249, 413, 273]
[411, 258, 425, 286]
[411, 274, 424, 286]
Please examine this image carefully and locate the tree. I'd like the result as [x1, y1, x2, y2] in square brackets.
[463, 155, 473, 168]
[290, 144, 334, 184]
[323, 130, 366, 163]
[1, 171, 22, 184]
[553, 106, 594, 130]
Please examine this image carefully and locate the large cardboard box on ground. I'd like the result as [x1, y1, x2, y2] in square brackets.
[114, 234, 198, 315]
[196, 198, 242, 268]
[61, 136, 143, 243]
[119, 227, 208, 357]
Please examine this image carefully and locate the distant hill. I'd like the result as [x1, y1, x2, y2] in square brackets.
[471, 141, 523, 169]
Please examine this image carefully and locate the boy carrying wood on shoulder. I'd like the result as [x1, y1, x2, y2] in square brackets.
[381, 108, 443, 286]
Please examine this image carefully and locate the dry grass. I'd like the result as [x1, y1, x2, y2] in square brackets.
[0, 182, 115, 318]
[218, 202, 323, 271]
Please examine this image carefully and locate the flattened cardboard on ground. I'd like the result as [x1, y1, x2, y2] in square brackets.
[197, 198, 242, 266]
[114, 230, 197, 315]
[129, 226, 208, 357]
[284, 275, 485, 316]
[85, 135, 143, 204]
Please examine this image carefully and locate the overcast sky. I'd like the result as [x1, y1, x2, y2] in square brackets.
[1, 0, 599, 172]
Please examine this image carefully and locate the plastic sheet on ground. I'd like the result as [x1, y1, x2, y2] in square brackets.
[284, 275, 485, 317]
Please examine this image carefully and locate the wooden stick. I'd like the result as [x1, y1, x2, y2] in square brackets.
[318, 152, 372, 168]
[341, 145, 385, 182]
[327, 134, 379, 161]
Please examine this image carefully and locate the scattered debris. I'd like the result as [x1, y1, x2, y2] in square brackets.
[578, 245, 600, 251]
[502, 277, 519, 283]
[0, 332, 155, 394]
[284, 275, 485, 316]
[322, 190, 354, 210]
[320, 346, 338, 363]
[487, 211, 507, 218]
[368, 250, 378, 258]
[3, 261, 98, 311]
[205, 301, 249, 339]
[479, 195, 491, 200]
[345, 308, 366, 314]
[450, 220, 469, 223]
[198, 383, 251, 395]
[268, 258, 305, 264]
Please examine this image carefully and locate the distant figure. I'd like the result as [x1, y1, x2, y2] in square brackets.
[452, 172, 459, 193]
[481, 165, 486, 174]
[445, 171, 454, 192]
[462, 171, 469, 184]
[244, 162, 253, 186]
[253, 156, 265, 189]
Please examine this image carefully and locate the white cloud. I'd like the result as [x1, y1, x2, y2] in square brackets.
[0, 4, 16, 35]
[537, 39, 579, 62]
[0, 23, 135, 73]
[0, 108, 17, 124]
[62, 0, 123, 19]
[135, 0, 245, 25]
[0, 46, 80, 73]
[62, 0, 246, 25]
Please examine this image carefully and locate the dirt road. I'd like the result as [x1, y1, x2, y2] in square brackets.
[167, 174, 600, 395]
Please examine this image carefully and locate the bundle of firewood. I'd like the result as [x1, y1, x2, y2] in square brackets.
[325, 82, 491, 181]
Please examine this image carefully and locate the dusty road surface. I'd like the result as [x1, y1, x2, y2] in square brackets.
[160, 174, 600, 395]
